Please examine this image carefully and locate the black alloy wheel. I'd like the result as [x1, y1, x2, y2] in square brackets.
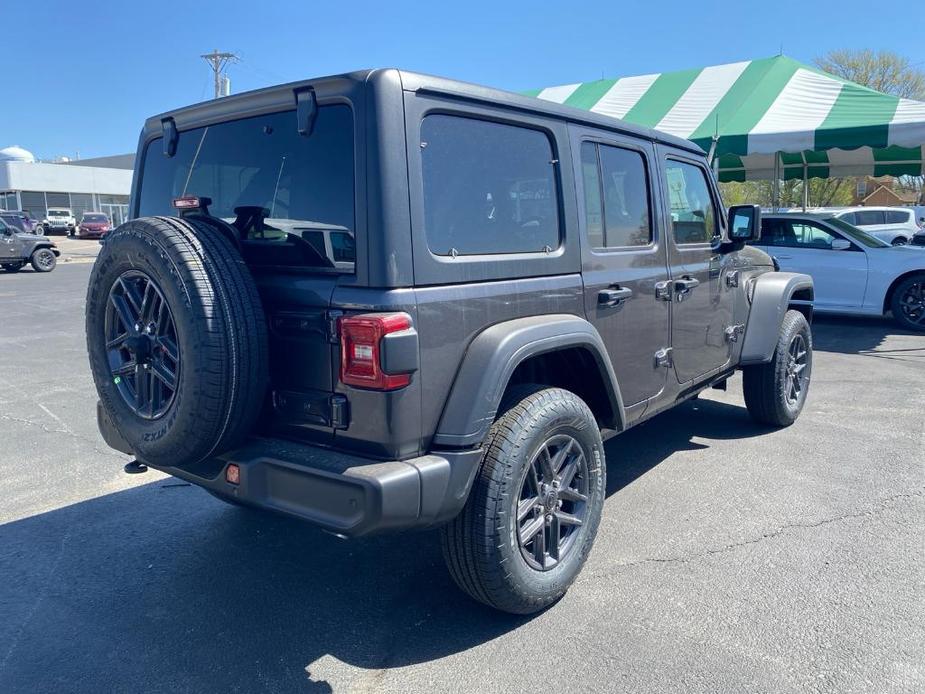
[32, 248, 56, 272]
[896, 278, 925, 328]
[784, 333, 808, 406]
[516, 433, 590, 571]
[105, 270, 180, 419]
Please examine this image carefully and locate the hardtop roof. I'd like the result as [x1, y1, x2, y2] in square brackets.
[144, 68, 705, 156]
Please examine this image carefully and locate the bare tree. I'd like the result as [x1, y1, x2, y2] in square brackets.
[814, 49, 925, 99]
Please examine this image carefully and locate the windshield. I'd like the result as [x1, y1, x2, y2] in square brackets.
[48, 210, 70, 217]
[83, 214, 108, 223]
[827, 218, 889, 248]
[137, 105, 355, 272]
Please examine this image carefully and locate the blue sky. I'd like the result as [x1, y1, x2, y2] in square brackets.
[4, 0, 923, 159]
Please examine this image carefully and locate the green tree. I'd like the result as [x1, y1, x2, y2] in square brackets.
[814, 49, 925, 99]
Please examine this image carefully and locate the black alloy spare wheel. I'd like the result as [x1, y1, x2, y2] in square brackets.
[106, 271, 180, 420]
[86, 216, 269, 468]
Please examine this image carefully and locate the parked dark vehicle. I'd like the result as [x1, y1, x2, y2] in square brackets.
[0, 217, 59, 272]
[86, 69, 814, 614]
[78, 212, 112, 239]
[0, 211, 37, 235]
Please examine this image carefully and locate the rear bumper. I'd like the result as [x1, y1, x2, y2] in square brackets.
[97, 403, 482, 536]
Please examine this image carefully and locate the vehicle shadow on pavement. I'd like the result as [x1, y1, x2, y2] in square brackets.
[0, 482, 530, 693]
[604, 397, 771, 496]
[0, 399, 772, 693]
[812, 314, 925, 358]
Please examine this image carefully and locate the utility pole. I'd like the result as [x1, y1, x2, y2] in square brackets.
[201, 49, 239, 98]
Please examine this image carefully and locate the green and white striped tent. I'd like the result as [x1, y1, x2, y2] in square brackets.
[528, 55, 925, 183]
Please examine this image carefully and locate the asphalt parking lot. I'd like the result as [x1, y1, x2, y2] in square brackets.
[1, 262, 922, 694]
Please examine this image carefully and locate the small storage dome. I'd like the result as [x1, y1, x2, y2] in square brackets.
[0, 146, 36, 163]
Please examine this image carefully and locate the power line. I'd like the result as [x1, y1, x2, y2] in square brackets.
[200, 49, 239, 99]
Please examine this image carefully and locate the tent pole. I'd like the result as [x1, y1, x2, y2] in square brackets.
[772, 152, 781, 211]
[801, 152, 808, 211]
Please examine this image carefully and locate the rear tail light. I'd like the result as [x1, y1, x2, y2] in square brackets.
[339, 313, 413, 390]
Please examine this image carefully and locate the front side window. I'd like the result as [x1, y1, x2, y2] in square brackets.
[580, 142, 651, 249]
[664, 160, 717, 245]
[762, 219, 848, 250]
[138, 105, 355, 271]
[420, 114, 560, 256]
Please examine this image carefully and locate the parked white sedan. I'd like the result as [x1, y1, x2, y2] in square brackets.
[756, 213, 925, 331]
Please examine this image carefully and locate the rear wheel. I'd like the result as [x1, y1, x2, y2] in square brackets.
[890, 273, 925, 331]
[891, 237, 908, 246]
[86, 216, 269, 467]
[30, 248, 56, 272]
[441, 386, 606, 614]
[743, 309, 812, 427]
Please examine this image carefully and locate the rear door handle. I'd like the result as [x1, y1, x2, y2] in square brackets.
[598, 286, 633, 307]
[674, 276, 700, 291]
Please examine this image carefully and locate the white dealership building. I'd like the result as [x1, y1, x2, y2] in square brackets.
[0, 146, 134, 226]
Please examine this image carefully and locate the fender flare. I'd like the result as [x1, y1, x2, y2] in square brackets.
[739, 272, 814, 365]
[432, 314, 626, 448]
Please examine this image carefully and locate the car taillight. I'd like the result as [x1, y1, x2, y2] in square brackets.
[339, 312, 412, 390]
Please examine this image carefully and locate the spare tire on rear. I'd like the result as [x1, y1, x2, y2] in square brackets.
[86, 216, 268, 467]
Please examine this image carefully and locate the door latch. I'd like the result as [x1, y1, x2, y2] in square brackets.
[654, 347, 673, 368]
[725, 270, 739, 288]
[655, 280, 672, 302]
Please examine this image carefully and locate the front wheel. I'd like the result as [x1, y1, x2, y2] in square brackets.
[441, 386, 606, 614]
[30, 248, 57, 272]
[890, 273, 925, 331]
[742, 309, 813, 427]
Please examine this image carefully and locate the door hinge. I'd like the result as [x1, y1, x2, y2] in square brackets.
[654, 347, 673, 368]
[724, 324, 745, 342]
[655, 280, 672, 302]
[326, 310, 343, 343]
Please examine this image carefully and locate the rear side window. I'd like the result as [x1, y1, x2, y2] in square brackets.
[855, 209, 885, 226]
[885, 210, 910, 224]
[580, 142, 652, 248]
[420, 114, 560, 256]
[137, 105, 355, 271]
[664, 160, 717, 245]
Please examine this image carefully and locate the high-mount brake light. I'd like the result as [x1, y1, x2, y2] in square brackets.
[172, 196, 204, 210]
[339, 313, 413, 391]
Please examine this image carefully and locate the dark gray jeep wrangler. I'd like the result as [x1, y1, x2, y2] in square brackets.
[86, 69, 814, 614]
[1, 217, 59, 273]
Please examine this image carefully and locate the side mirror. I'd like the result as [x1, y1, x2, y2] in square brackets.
[831, 238, 852, 251]
[727, 204, 761, 243]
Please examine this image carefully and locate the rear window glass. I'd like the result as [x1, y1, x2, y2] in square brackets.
[137, 105, 355, 271]
[420, 114, 560, 256]
[580, 142, 652, 248]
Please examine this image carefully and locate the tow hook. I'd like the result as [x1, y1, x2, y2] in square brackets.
[124, 460, 149, 474]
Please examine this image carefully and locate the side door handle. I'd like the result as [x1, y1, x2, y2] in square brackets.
[673, 276, 699, 302]
[598, 286, 633, 307]
[774, 255, 792, 260]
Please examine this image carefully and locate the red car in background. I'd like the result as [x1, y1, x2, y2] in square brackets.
[78, 213, 112, 239]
